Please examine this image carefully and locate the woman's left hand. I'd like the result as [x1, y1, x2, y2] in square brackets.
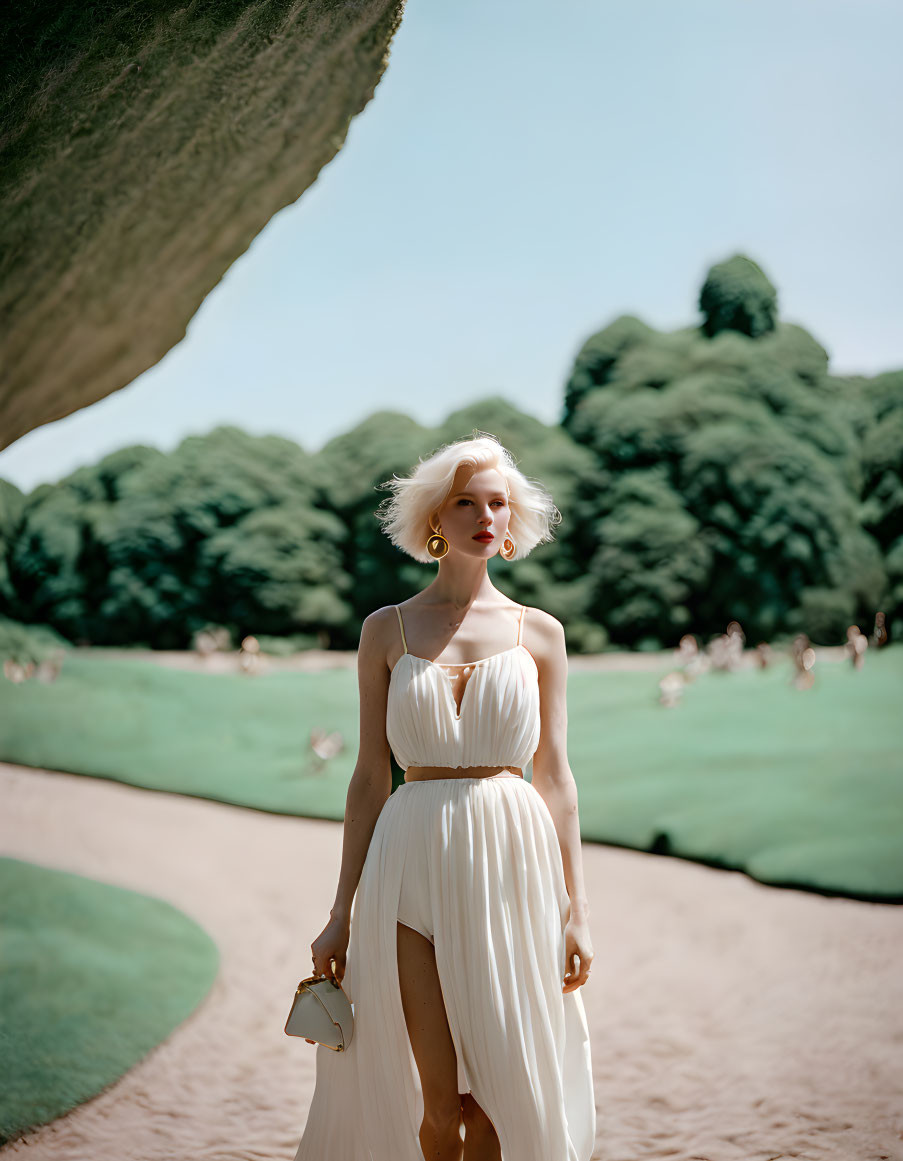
[562, 916, 593, 993]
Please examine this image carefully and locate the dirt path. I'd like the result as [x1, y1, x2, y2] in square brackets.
[1, 760, 900, 1161]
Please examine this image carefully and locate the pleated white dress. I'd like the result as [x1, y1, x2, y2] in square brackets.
[292, 604, 596, 1161]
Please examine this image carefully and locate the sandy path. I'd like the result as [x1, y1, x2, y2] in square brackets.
[0, 760, 900, 1161]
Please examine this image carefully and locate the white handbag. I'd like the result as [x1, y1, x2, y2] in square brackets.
[284, 972, 354, 1051]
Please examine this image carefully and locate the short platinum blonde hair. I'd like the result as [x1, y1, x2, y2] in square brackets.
[374, 431, 562, 564]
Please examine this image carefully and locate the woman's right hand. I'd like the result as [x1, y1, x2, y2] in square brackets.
[305, 913, 350, 1044]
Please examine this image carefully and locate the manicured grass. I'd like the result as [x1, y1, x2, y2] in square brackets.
[0, 857, 219, 1144]
[567, 650, 903, 900]
[0, 653, 359, 817]
[1, 648, 901, 899]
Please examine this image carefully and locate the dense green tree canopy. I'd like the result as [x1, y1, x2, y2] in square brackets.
[699, 254, 778, 339]
[563, 255, 895, 644]
[2, 428, 348, 647]
[1, 256, 899, 650]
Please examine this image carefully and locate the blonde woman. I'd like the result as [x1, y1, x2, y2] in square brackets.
[292, 433, 596, 1161]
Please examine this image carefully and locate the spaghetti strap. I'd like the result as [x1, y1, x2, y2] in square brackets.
[395, 605, 408, 654]
[516, 604, 526, 646]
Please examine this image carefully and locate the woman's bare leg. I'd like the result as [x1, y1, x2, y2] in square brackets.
[397, 921, 464, 1160]
[461, 1093, 502, 1160]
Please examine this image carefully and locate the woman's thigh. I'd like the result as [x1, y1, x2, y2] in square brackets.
[396, 921, 462, 1123]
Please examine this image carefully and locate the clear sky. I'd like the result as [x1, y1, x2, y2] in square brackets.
[2, 0, 900, 493]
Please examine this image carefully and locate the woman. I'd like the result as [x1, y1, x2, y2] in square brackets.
[292, 433, 596, 1161]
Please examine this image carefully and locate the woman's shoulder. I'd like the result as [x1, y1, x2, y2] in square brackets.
[362, 604, 405, 636]
[521, 603, 563, 636]
[520, 606, 566, 677]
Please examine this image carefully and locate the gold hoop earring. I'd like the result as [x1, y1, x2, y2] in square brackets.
[427, 516, 449, 560]
[499, 534, 516, 561]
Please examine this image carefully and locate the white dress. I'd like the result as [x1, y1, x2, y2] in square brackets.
[292, 605, 596, 1161]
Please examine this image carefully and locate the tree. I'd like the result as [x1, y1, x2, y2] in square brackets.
[699, 253, 778, 339]
[560, 254, 891, 644]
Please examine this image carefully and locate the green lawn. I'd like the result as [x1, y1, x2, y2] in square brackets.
[0, 857, 219, 1144]
[1, 648, 901, 900]
[567, 650, 903, 900]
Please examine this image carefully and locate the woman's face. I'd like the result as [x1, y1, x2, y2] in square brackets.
[436, 465, 511, 559]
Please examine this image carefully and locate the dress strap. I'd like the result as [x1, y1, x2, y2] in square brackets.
[394, 605, 408, 654]
[516, 604, 526, 646]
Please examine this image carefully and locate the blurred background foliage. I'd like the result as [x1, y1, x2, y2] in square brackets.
[1, 255, 899, 653]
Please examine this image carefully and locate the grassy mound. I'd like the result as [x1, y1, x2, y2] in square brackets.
[0, 857, 219, 1144]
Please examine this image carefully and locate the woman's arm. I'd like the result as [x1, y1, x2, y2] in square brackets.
[529, 612, 592, 937]
[328, 610, 394, 926]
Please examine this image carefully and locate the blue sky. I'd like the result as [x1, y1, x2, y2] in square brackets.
[2, 0, 900, 493]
